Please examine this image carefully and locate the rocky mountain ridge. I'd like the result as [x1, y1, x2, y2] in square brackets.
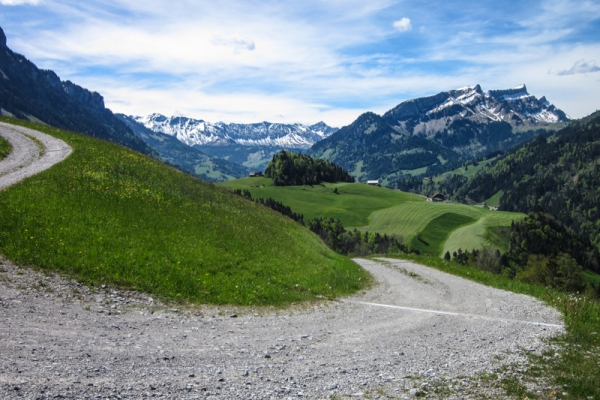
[134, 113, 338, 149]
[309, 84, 569, 182]
[384, 84, 569, 139]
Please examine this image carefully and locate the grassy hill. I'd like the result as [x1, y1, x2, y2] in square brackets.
[0, 118, 369, 305]
[220, 177, 525, 256]
[0, 135, 10, 160]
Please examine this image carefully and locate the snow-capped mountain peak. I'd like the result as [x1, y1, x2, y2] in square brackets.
[383, 84, 568, 136]
[134, 114, 338, 149]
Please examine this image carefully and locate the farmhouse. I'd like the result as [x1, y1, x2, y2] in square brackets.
[249, 171, 264, 177]
[427, 192, 446, 202]
[367, 180, 380, 186]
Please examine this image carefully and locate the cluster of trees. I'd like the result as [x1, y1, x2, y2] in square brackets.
[264, 151, 354, 186]
[307, 217, 412, 256]
[232, 189, 304, 223]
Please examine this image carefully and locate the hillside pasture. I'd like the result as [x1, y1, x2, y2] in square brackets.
[412, 213, 477, 255]
[0, 118, 369, 306]
[220, 178, 422, 227]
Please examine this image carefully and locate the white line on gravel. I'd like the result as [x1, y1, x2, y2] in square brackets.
[344, 300, 563, 328]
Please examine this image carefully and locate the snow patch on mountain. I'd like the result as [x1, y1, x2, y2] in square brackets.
[384, 84, 568, 139]
[134, 114, 337, 149]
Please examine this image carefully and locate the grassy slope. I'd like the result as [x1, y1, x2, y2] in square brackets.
[442, 217, 486, 255]
[0, 118, 369, 305]
[0, 135, 11, 160]
[366, 201, 523, 241]
[412, 213, 476, 255]
[433, 156, 499, 182]
[220, 177, 421, 227]
[483, 189, 503, 207]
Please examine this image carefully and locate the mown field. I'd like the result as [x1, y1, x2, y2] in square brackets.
[220, 178, 525, 256]
[366, 201, 524, 255]
[220, 177, 421, 227]
[0, 134, 11, 160]
[0, 118, 370, 305]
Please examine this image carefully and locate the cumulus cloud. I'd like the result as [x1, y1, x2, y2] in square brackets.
[393, 17, 412, 32]
[0, 0, 41, 5]
[556, 59, 600, 75]
[211, 34, 256, 53]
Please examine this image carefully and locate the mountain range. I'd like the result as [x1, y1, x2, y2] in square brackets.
[309, 84, 569, 182]
[130, 113, 338, 171]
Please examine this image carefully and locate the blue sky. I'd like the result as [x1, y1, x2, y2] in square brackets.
[1, 0, 599, 126]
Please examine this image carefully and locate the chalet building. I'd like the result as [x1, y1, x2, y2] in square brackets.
[427, 193, 446, 202]
[249, 171, 264, 177]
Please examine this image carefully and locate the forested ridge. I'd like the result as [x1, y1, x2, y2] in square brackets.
[434, 111, 600, 253]
[264, 151, 354, 186]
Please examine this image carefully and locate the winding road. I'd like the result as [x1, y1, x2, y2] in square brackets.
[0, 122, 564, 398]
[0, 122, 72, 191]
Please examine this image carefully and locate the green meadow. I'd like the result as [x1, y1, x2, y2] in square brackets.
[220, 177, 525, 256]
[220, 177, 421, 227]
[433, 156, 499, 182]
[0, 135, 11, 160]
[0, 118, 369, 305]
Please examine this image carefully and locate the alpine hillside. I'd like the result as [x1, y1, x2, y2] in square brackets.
[445, 110, 600, 254]
[134, 113, 338, 171]
[0, 27, 155, 156]
[309, 84, 569, 183]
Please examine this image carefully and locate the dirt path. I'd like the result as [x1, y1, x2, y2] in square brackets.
[0, 255, 563, 399]
[0, 122, 72, 191]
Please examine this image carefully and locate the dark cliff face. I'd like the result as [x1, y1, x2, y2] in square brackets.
[0, 25, 156, 156]
[0, 27, 6, 48]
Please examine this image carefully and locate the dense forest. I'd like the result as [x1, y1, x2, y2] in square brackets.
[427, 111, 600, 254]
[264, 151, 354, 186]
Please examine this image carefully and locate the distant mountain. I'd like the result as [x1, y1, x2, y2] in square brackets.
[0, 26, 155, 156]
[449, 110, 600, 254]
[117, 114, 248, 182]
[309, 84, 569, 182]
[136, 113, 337, 149]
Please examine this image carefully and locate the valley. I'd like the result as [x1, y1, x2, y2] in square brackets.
[219, 177, 524, 256]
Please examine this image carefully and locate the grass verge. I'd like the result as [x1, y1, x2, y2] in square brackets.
[0, 134, 12, 160]
[382, 253, 600, 399]
[0, 118, 370, 305]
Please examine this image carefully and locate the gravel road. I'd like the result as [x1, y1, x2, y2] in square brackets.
[0, 257, 563, 399]
[0, 124, 564, 398]
[0, 122, 72, 190]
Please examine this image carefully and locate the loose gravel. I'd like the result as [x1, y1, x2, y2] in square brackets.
[0, 125, 564, 398]
[0, 122, 72, 191]
[0, 257, 564, 399]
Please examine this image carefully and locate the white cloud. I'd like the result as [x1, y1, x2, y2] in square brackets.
[0, 0, 41, 5]
[211, 34, 256, 53]
[556, 59, 600, 76]
[392, 17, 412, 32]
